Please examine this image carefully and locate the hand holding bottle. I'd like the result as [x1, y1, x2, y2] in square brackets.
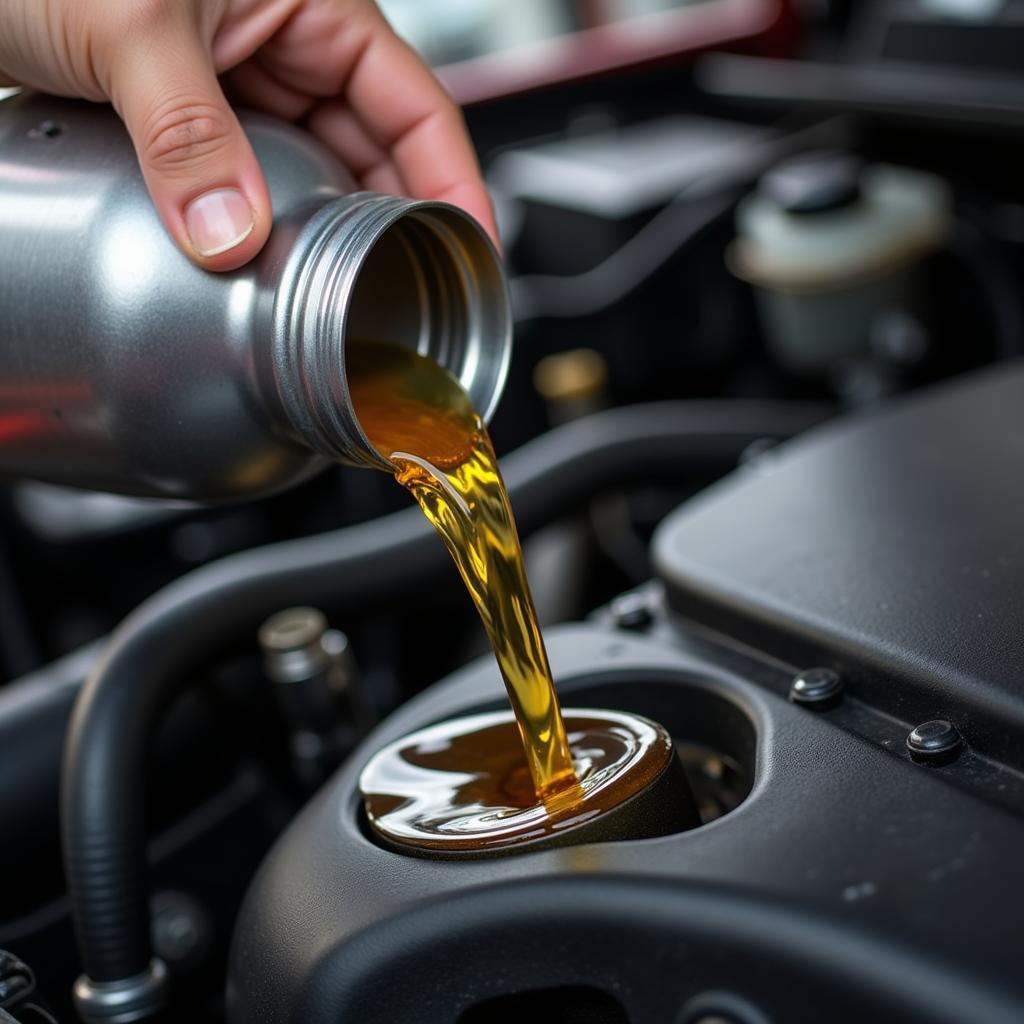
[0, 0, 497, 270]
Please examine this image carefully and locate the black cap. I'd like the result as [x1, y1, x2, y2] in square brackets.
[759, 150, 865, 215]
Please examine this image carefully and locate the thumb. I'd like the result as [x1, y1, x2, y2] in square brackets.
[111, 22, 271, 271]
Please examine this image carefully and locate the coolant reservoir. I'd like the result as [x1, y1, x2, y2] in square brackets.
[730, 152, 951, 374]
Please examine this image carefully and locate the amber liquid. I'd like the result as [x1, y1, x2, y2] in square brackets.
[359, 709, 674, 854]
[348, 341, 576, 799]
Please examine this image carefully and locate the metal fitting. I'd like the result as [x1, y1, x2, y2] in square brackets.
[259, 606, 362, 784]
[259, 606, 331, 683]
[72, 959, 169, 1024]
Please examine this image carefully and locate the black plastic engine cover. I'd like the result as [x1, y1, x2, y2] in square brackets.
[228, 364, 1024, 1023]
[655, 361, 1024, 770]
[227, 626, 1024, 1024]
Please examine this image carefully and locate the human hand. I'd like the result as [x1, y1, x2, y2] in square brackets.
[0, 0, 498, 270]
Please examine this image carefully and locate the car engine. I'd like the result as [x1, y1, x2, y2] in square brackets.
[2, 2, 1023, 1022]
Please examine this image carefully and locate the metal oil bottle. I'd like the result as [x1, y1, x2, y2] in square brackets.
[0, 93, 510, 500]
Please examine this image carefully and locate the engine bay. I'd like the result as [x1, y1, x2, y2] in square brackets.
[2, 2, 1024, 1021]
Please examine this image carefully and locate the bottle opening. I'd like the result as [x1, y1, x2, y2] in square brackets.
[347, 206, 509, 424]
[274, 195, 510, 469]
[344, 204, 510, 466]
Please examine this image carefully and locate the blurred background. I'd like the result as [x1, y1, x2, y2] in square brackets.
[5, 0, 1022, 687]
[380, 0, 709, 67]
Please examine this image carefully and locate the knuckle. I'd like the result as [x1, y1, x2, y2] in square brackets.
[141, 102, 234, 173]
[434, 103, 466, 139]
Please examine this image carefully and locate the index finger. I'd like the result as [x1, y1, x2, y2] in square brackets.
[339, 16, 499, 245]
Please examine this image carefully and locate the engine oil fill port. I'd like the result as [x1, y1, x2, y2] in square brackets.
[359, 708, 700, 858]
[349, 341, 700, 856]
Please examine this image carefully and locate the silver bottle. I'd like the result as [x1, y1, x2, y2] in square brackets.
[0, 93, 510, 500]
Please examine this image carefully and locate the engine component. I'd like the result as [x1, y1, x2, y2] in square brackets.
[0, 950, 37, 1014]
[259, 607, 364, 785]
[729, 151, 951, 374]
[58, 398, 827, 1021]
[359, 708, 700, 857]
[489, 115, 770, 275]
[226, 364, 1024, 1024]
[0, 949, 57, 1024]
[653, 361, 1024, 777]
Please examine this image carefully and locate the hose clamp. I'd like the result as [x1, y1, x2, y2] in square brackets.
[72, 959, 169, 1023]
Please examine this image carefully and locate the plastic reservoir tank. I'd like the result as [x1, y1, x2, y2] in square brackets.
[730, 151, 951, 375]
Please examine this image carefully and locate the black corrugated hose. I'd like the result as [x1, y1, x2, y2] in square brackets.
[61, 399, 832, 1008]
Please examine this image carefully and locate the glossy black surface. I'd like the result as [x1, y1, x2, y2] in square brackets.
[228, 625, 1024, 1024]
[655, 363, 1024, 769]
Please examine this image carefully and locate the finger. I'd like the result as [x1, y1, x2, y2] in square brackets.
[305, 99, 399, 183]
[109, 12, 272, 271]
[307, 15, 498, 245]
[361, 161, 406, 197]
[390, 105, 497, 243]
[225, 58, 316, 121]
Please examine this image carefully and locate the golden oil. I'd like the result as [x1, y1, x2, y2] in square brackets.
[359, 709, 676, 855]
[348, 340, 576, 799]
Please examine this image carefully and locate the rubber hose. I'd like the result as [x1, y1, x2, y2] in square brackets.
[61, 399, 831, 986]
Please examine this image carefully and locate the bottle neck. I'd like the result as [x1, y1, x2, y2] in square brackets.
[270, 192, 510, 470]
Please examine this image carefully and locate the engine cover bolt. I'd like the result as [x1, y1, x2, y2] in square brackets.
[907, 719, 962, 765]
[789, 667, 843, 709]
[609, 590, 654, 631]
